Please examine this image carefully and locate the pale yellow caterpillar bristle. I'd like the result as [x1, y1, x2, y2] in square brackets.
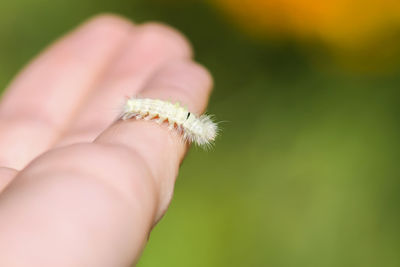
[121, 97, 218, 148]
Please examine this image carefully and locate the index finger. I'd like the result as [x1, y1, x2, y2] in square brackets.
[95, 59, 213, 218]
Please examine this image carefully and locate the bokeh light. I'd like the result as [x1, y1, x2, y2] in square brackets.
[212, 0, 400, 70]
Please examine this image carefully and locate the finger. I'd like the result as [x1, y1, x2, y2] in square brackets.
[0, 15, 133, 169]
[96, 59, 213, 218]
[56, 23, 192, 146]
[0, 167, 17, 192]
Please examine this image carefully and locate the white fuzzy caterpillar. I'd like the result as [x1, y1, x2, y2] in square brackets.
[120, 97, 218, 148]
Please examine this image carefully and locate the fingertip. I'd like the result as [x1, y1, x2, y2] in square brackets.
[48, 13, 134, 61]
[143, 59, 214, 114]
[82, 13, 135, 33]
[187, 60, 214, 95]
[137, 22, 193, 59]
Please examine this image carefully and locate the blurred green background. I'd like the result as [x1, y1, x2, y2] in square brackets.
[1, 0, 400, 266]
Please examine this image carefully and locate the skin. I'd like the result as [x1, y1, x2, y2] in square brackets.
[0, 14, 213, 266]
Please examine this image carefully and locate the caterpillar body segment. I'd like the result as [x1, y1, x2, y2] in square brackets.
[121, 97, 218, 148]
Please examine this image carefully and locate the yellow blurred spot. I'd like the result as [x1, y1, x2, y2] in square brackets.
[214, 0, 400, 45]
[212, 0, 400, 70]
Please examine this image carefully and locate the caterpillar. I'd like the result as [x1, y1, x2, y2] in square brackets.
[120, 97, 218, 148]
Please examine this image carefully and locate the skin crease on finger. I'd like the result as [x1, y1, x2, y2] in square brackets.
[0, 167, 17, 192]
[0, 14, 214, 267]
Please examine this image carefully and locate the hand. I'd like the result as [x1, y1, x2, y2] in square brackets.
[0, 14, 212, 266]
